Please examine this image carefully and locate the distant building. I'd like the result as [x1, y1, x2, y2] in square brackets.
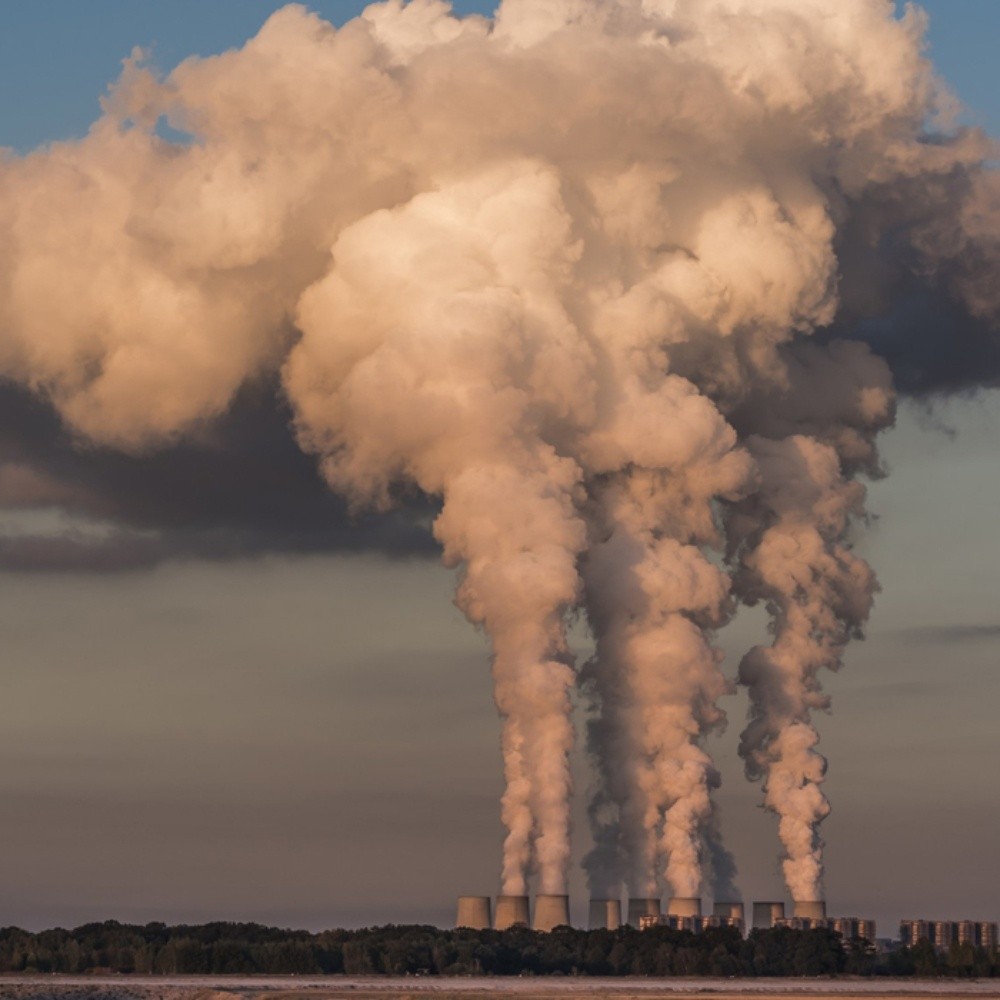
[637, 914, 744, 935]
[900, 919, 997, 952]
[934, 921, 958, 950]
[634, 909, 877, 944]
[775, 916, 876, 940]
[698, 915, 744, 934]
[900, 920, 932, 947]
[775, 917, 823, 931]
[957, 921, 977, 947]
[639, 914, 696, 932]
[831, 917, 877, 941]
[978, 923, 999, 950]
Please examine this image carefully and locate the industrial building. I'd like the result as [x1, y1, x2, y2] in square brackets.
[775, 915, 877, 940]
[901, 919, 999, 952]
[640, 913, 744, 933]
[832, 917, 878, 942]
[455, 893, 992, 949]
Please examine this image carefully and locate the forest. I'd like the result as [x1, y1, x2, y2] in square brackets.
[0, 921, 998, 978]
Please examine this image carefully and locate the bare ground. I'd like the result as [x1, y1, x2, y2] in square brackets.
[3, 979, 1000, 1000]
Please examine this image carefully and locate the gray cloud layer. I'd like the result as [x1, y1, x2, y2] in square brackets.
[0, 379, 436, 571]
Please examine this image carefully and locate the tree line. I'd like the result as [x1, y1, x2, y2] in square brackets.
[0, 921, 997, 977]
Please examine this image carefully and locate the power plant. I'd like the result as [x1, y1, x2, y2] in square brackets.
[901, 920, 999, 952]
[456, 894, 879, 940]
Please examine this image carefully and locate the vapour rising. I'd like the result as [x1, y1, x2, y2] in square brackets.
[0, 0, 997, 901]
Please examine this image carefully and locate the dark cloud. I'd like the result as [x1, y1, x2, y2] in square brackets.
[828, 164, 1000, 396]
[0, 378, 437, 572]
[833, 288, 1000, 397]
[893, 623, 1000, 644]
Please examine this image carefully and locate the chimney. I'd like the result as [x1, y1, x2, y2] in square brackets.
[455, 895, 491, 930]
[494, 894, 530, 930]
[752, 901, 786, 929]
[667, 896, 702, 918]
[627, 897, 661, 926]
[588, 898, 622, 930]
[533, 894, 570, 932]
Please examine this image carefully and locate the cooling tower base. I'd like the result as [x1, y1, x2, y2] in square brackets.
[588, 898, 621, 930]
[753, 901, 786, 929]
[534, 894, 571, 932]
[713, 900, 745, 923]
[494, 894, 530, 930]
[456, 895, 491, 930]
[667, 896, 702, 918]
[627, 897, 661, 926]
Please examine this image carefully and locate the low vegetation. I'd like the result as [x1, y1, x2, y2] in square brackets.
[0, 921, 997, 978]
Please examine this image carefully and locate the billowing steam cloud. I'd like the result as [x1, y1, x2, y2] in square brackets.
[0, 0, 997, 900]
[726, 343, 895, 902]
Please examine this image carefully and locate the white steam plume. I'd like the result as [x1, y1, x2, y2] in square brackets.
[285, 163, 591, 893]
[726, 342, 895, 901]
[579, 426, 751, 899]
[0, 0, 997, 898]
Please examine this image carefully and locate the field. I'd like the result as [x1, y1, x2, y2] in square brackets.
[2, 977, 1000, 1000]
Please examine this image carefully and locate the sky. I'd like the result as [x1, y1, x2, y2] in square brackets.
[0, 0, 998, 935]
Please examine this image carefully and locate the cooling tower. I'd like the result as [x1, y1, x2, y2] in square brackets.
[667, 896, 702, 918]
[455, 895, 492, 930]
[533, 894, 571, 932]
[713, 901, 745, 923]
[753, 901, 786, 929]
[494, 894, 530, 930]
[588, 898, 622, 930]
[793, 900, 827, 920]
[627, 897, 661, 926]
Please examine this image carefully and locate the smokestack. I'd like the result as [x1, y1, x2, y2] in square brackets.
[455, 895, 492, 930]
[627, 897, 661, 927]
[667, 897, 702, 918]
[713, 901, 745, 923]
[588, 898, 622, 930]
[533, 894, 571, 932]
[753, 901, 786, 929]
[494, 894, 530, 930]
[793, 900, 827, 920]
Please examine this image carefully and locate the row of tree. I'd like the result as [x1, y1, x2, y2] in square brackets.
[0, 921, 997, 977]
